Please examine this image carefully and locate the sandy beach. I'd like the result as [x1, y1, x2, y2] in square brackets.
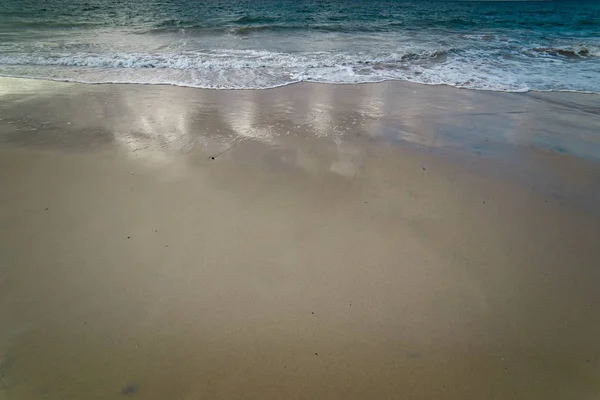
[1, 77, 600, 399]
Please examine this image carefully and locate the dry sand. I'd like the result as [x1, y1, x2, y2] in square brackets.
[1, 77, 600, 399]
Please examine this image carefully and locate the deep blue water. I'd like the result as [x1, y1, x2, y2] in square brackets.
[0, 0, 599, 91]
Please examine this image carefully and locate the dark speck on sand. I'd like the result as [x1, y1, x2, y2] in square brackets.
[121, 383, 139, 395]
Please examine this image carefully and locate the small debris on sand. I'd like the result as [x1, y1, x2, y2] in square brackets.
[121, 383, 139, 395]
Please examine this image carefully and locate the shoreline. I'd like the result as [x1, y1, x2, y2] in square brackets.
[2, 73, 600, 95]
[1, 76, 599, 156]
[1, 75, 600, 399]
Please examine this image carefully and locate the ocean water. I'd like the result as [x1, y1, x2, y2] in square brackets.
[0, 0, 599, 92]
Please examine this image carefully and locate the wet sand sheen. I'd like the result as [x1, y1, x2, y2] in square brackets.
[1, 78, 600, 399]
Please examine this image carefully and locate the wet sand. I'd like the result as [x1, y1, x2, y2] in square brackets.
[1, 77, 600, 399]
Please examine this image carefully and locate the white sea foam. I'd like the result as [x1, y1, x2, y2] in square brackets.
[0, 48, 598, 93]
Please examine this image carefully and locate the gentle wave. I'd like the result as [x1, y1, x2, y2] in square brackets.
[0, 48, 598, 93]
[0, 49, 448, 70]
[139, 22, 417, 35]
[233, 15, 278, 24]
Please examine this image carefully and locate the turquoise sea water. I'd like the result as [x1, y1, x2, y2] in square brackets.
[0, 0, 599, 91]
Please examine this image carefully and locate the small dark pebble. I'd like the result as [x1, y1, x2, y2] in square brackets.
[154, 230, 158, 233]
[121, 383, 139, 395]
[483, 201, 486, 204]
[315, 353, 318, 356]
[165, 245, 168, 247]
[422, 166, 426, 171]
[312, 312, 314, 315]
[131, 173, 134, 176]
[45, 208, 48, 210]
[210, 157, 215, 160]
[127, 236, 131, 239]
